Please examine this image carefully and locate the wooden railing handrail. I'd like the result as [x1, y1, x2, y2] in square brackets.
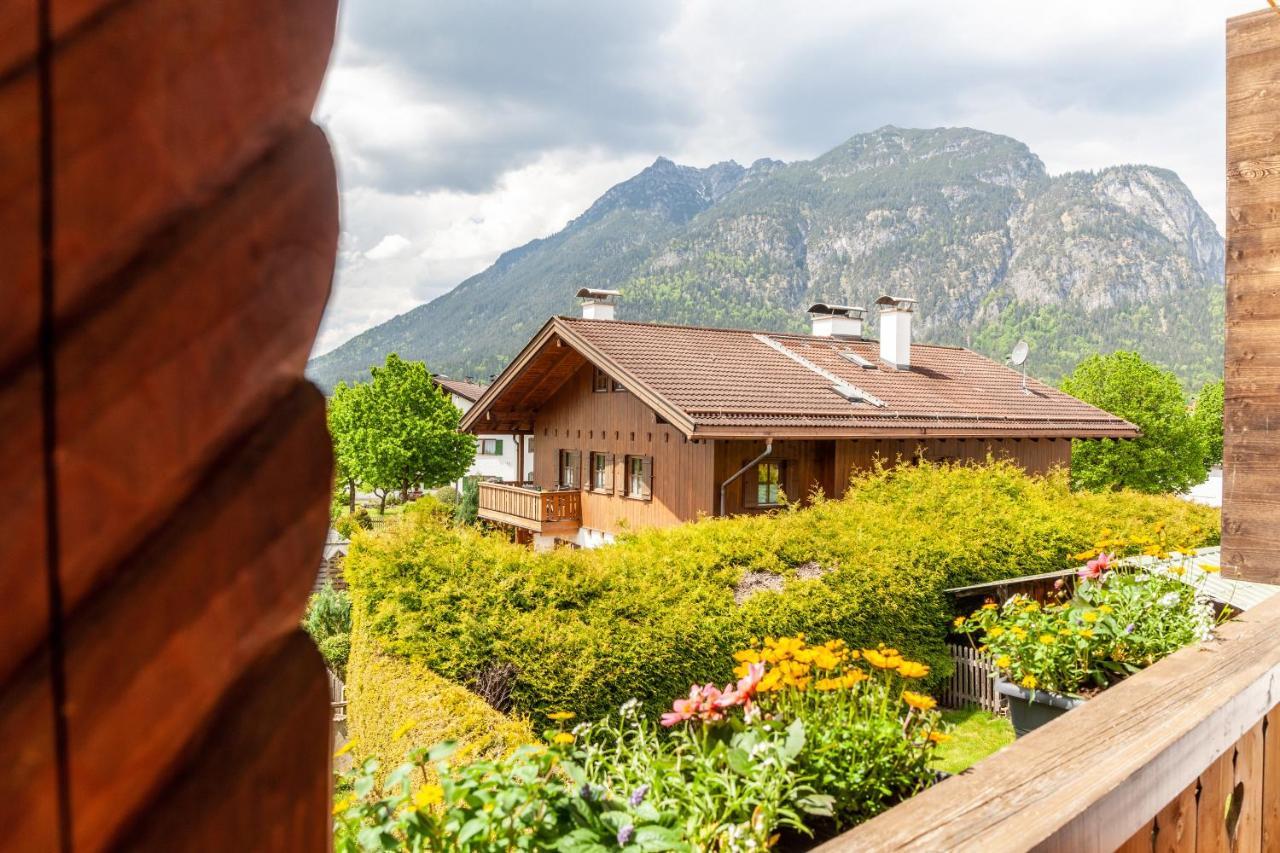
[821, 592, 1280, 851]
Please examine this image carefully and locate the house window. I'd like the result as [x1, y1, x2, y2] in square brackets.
[478, 438, 503, 456]
[590, 452, 613, 492]
[593, 367, 610, 393]
[756, 461, 783, 507]
[612, 378, 626, 392]
[559, 450, 581, 488]
[625, 455, 652, 500]
[526, 436, 534, 453]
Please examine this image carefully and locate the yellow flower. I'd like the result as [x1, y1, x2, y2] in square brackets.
[1082, 611, 1099, 623]
[553, 732, 576, 745]
[840, 671, 869, 688]
[987, 626, 1005, 639]
[1011, 627, 1027, 639]
[1070, 549, 1098, 562]
[902, 691, 937, 711]
[815, 678, 842, 691]
[733, 649, 762, 664]
[897, 660, 930, 679]
[1078, 629, 1094, 639]
[334, 739, 359, 758]
[928, 731, 953, 743]
[1169, 566, 1186, 577]
[413, 785, 444, 810]
[1202, 563, 1222, 574]
[1022, 601, 1040, 612]
[863, 649, 901, 670]
[982, 602, 998, 610]
[995, 655, 1012, 668]
[547, 711, 576, 721]
[1057, 628, 1072, 636]
[1039, 634, 1056, 645]
[483, 801, 495, 813]
[953, 615, 966, 627]
[1021, 675, 1038, 689]
[392, 719, 418, 740]
[1098, 605, 1113, 614]
[333, 796, 354, 816]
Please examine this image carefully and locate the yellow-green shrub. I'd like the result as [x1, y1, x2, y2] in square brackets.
[346, 617, 534, 782]
[345, 461, 1218, 726]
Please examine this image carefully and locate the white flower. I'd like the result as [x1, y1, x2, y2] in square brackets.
[1158, 591, 1180, 608]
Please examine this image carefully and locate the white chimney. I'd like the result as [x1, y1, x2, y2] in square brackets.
[875, 295, 917, 369]
[576, 287, 621, 320]
[807, 303, 865, 339]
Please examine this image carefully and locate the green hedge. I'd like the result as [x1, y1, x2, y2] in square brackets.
[345, 461, 1218, 726]
[346, 616, 534, 781]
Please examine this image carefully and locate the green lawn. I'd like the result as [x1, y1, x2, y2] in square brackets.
[931, 708, 1014, 775]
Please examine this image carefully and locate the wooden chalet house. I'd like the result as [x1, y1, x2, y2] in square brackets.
[460, 289, 1137, 549]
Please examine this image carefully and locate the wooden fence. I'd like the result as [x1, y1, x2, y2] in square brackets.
[328, 671, 347, 724]
[940, 642, 1003, 714]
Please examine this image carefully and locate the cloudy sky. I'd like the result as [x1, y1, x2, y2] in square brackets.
[312, 0, 1262, 356]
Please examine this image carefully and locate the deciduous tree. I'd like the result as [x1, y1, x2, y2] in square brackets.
[1192, 378, 1224, 469]
[1061, 351, 1208, 494]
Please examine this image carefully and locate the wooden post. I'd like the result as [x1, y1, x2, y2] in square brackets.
[1225, 10, 1280, 582]
[0, 0, 339, 848]
[516, 433, 526, 482]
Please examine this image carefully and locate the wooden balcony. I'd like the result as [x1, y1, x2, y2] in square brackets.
[820, 591, 1280, 851]
[477, 481, 582, 536]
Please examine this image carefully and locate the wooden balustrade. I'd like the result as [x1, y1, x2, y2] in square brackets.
[820, 591, 1280, 851]
[477, 481, 581, 535]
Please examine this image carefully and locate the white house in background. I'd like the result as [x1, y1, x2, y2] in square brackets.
[433, 376, 535, 486]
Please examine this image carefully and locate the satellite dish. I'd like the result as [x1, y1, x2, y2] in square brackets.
[1009, 340, 1030, 367]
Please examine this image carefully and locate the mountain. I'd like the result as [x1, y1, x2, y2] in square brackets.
[308, 126, 1224, 393]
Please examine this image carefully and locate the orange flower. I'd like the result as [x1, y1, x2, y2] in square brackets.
[928, 731, 952, 744]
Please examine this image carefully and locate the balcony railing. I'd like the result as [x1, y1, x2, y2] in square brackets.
[819, 590, 1280, 851]
[477, 481, 582, 535]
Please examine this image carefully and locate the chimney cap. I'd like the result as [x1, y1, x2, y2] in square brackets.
[874, 295, 917, 312]
[576, 287, 622, 301]
[807, 302, 866, 319]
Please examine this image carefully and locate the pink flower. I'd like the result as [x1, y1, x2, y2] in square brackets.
[1079, 552, 1112, 582]
[660, 697, 697, 727]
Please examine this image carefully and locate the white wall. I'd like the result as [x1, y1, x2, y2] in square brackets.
[450, 393, 533, 485]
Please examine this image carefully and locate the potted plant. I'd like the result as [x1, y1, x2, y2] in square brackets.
[957, 546, 1220, 737]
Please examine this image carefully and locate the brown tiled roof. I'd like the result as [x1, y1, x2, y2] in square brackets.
[433, 376, 486, 402]
[462, 316, 1139, 439]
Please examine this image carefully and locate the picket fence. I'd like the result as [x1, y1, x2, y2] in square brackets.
[940, 642, 1003, 714]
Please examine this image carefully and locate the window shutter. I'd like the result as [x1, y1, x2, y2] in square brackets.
[641, 457, 653, 500]
[614, 455, 624, 495]
[494, 439, 503, 456]
[605, 453, 615, 492]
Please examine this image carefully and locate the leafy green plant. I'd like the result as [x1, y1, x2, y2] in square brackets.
[454, 477, 479, 526]
[334, 635, 945, 850]
[335, 507, 374, 539]
[1060, 351, 1209, 493]
[957, 530, 1219, 696]
[1193, 378, 1224, 469]
[345, 461, 1219, 725]
[305, 583, 353, 676]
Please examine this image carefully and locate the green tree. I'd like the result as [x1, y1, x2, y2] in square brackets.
[303, 583, 352, 676]
[1192, 379, 1224, 469]
[1060, 351, 1208, 494]
[347, 354, 475, 513]
[327, 381, 363, 514]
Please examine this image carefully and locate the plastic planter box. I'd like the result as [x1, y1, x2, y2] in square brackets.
[995, 678, 1086, 737]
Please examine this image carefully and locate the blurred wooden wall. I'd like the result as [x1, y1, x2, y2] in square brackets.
[0, 1, 339, 849]
[1226, 10, 1280, 584]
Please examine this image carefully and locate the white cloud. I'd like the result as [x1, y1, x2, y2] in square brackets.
[363, 233, 412, 260]
[313, 0, 1253, 357]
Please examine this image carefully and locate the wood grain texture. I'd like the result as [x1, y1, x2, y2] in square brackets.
[0, 0, 339, 848]
[1225, 9, 1280, 583]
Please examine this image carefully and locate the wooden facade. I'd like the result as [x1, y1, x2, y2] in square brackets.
[1224, 8, 1280, 584]
[0, 1, 339, 848]
[530, 362, 717, 535]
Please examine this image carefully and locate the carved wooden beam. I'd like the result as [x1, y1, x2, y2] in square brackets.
[0, 0, 339, 848]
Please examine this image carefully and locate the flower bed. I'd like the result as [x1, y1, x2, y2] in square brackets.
[956, 529, 1223, 733]
[333, 636, 951, 851]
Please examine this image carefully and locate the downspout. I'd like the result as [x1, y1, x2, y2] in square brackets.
[719, 439, 773, 517]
